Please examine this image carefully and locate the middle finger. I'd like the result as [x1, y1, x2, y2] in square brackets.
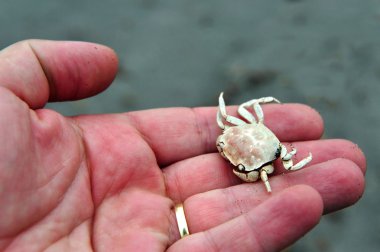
[164, 139, 366, 202]
[183, 158, 364, 233]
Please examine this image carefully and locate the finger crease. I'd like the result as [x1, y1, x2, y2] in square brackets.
[191, 108, 212, 154]
[167, 167, 184, 203]
[27, 42, 56, 101]
[242, 213, 266, 252]
[203, 229, 221, 251]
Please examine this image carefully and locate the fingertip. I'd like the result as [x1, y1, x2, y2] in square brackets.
[307, 105, 325, 139]
[286, 158, 365, 214]
[321, 158, 365, 213]
[285, 184, 324, 220]
[329, 139, 367, 174]
[258, 185, 323, 250]
[265, 103, 325, 141]
[297, 104, 325, 140]
[349, 142, 367, 174]
[28, 39, 119, 102]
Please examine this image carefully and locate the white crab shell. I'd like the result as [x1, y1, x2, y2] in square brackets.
[216, 123, 281, 172]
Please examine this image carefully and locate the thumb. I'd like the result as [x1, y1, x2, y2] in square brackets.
[0, 39, 118, 109]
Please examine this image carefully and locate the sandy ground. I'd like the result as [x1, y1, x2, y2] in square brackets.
[1, 0, 379, 251]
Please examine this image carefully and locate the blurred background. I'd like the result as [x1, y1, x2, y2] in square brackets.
[1, 0, 379, 251]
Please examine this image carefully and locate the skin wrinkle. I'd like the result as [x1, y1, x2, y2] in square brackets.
[1, 126, 54, 194]
[59, 58, 81, 101]
[98, 162, 126, 205]
[203, 229, 221, 252]
[31, 162, 68, 201]
[122, 112, 160, 166]
[58, 117, 108, 251]
[125, 166, 166, 195]
[43, 218, 93, 252]
[5, 165, 92, 251]
[102, 163, 126, 204]
[89, 215, 96, 252]
[172, 166, 184, 204]
[73, 117, 169, 248]
[167, 204, 180, 245]
[66, 117, 97, 251]
[47, 226, 93, 252]
[164, 152, 268, 203]
[26, 41, 52, 107]
[202, 109, 215, 154]
[32, 115, 82, 190]
[3, 127, 83, 242]
[126, 107, 215, 167]
[162, 171, 174, 203]
[81, 117, 155, 203]
[47, 169, 93, 250]
[242, 213, 266, 252]
[191, 107, 213, 154]
[66, 117, 92, 187]
[93, 190, 172, 251]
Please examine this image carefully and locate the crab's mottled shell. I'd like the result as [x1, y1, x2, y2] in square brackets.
[216, 123, 280, 171]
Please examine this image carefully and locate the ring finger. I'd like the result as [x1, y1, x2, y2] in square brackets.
[169, 185, 323, 252]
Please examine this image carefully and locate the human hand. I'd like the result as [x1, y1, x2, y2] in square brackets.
[0, 40, 365, 251]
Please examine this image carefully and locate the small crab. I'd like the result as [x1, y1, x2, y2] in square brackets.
[216, 92, 312, 192]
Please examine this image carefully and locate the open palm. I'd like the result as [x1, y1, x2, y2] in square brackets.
[0, 40, 365, 252]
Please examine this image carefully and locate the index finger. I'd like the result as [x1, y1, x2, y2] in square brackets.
[126, 103, 324, 166]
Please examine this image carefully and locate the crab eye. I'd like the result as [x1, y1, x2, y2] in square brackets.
[237, 164, 245, 171]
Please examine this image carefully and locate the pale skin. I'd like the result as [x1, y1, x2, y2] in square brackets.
[0, 40, 366, 251]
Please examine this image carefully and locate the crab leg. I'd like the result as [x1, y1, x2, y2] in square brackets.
[280, 144, 312, 171]
[217, 93, 246, 129]
[260, 164, 274, 192]
[281, 146, 297, 161]
[238, 97, 280, 123]
[260, 170, 271, 192]
[237, 103, 257, 123]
